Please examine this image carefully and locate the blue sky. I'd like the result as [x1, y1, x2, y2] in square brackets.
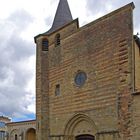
[12, 113, 35, 122]
[0, 0, 140, 122]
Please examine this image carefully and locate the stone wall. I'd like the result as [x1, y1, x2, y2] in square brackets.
[48, 3, 134, 139]
[134, 42, 140, 91]
[131, 93, 140, 140]
[35, 3, 135, 140]
[35, 19, 79, 140]
[7, 120, 36, 140]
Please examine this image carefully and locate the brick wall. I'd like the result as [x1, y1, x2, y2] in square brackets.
[35, 3, 135, 140]
[35, 20, 79, 140]
[134, 42, 140, 91]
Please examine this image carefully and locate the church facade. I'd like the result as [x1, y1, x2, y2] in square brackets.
[34, 0, 140, 140]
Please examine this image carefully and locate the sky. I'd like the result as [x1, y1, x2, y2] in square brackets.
[0, 0, 140, 122]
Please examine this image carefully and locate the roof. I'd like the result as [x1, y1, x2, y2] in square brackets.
[45, 0, 73, 34]
[6, 119, 36, 125]
[34, 2, 134, 42]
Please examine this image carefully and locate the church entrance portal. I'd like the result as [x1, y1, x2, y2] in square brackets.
[76, 134, 95, 140]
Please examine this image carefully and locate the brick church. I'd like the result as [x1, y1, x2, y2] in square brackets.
[34, 0, 140, 140]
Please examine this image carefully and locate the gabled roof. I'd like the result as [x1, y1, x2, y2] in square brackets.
[45, 0, 73, 34]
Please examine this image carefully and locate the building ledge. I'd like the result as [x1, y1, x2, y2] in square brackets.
[132, 91, 140, 95]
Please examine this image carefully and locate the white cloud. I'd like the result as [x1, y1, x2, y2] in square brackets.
[25, 55, 36, 114]
[0, 8, 35, 120]
[85, 0, 140, 33]
[0, 0, 140, 121]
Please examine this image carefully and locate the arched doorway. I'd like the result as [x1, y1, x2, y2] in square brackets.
[26, 128, 36, 140]
[64, 114, 97, 139]
[76, 134, 95, 140]
[10, 129, 18, 140]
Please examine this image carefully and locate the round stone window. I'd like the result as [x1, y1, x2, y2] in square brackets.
[75, 71, 87, 87]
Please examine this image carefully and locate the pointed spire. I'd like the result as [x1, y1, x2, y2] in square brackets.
[46, 0, 73, 34]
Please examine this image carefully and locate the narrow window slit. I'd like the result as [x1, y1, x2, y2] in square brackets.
[55, 84, 60, 96]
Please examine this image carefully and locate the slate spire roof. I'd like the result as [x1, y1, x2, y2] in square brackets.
[46, 0, 73, 34]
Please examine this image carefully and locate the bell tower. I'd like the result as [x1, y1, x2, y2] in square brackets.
[34, 0, 73, 140]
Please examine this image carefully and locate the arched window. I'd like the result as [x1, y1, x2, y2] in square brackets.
[0, 131, 5, 140]
[15, 134, 17, 140]
[55, 33, 60, 47]
[42, 39, 49, 51]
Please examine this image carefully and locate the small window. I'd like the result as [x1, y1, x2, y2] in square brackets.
[55, 84, 60, 96]
[55, 34, 60, 47]
[42, 39, 49, 51]
[15, 134, 17, 140]
[0, 131, 5, 139]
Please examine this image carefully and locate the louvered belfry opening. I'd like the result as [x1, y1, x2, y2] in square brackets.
[55, 33, 61, 47]
[42, 39, 49, 51]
